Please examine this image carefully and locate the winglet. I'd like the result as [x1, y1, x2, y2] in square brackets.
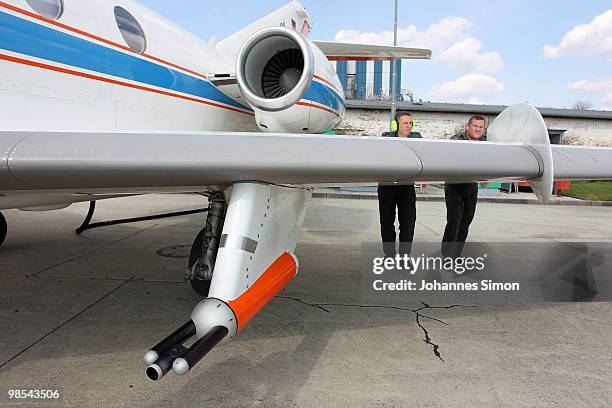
[487, 103, 554, 204]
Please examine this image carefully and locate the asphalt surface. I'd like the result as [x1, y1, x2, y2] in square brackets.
[0, 194, 611, 407]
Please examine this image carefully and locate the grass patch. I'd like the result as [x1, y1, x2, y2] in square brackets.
[564, 181, 612, 201]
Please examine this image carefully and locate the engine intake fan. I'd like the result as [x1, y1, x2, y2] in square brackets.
[236, 27, 314, 112]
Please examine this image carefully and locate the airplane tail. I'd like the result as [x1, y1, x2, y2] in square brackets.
[216, 1, 312, 62]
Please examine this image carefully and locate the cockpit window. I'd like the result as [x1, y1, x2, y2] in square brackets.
[26, 0, 64, 20]
[114, 6, 146, 54]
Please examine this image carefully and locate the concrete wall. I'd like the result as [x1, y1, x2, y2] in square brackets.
[336, 108, 612, 147]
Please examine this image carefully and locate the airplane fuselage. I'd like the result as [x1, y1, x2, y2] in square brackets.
[0, 0, 344, 134]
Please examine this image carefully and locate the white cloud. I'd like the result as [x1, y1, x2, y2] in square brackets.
[334, 16, 472, 49]
[427, 74, 504, 105]
[567, 77, 612, 102]
[427, 74, 504, 101]
[438, 37, 504, 72]
[334, 28, 399, 46]
[568, 77, 612, 92]
[334, 17, 503, 73]
[543, 9, 612, 59]
[409, 17, 473, 49]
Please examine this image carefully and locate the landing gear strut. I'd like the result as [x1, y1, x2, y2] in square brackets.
[0, 211, 6, 247]
[186, 191, 226, 296]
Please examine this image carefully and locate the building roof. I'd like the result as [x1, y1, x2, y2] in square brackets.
[346, 100, 612, 120]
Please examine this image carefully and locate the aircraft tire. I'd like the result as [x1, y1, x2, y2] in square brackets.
[0, 212, 6, 247]
[190, 278, 212, 297]
[188, 228, 212, 297]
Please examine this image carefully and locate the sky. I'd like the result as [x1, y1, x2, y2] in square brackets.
[139, 0, 612, 110]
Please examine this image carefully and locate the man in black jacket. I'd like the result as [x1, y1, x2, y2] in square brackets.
[378, 111, 422, 257]
[441, 115, 487, 258]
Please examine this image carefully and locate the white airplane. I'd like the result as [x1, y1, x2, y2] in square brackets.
[1, 0, 611, 381]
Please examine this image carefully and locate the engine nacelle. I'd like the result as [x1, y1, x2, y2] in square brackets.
[236, 27, 344, 133]
[236, 27, 314, 112]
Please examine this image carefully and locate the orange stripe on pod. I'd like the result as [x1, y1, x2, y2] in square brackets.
[228, 252, 297, 331]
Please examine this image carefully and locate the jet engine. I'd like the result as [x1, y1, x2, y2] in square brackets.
[236, 26, 314, 112]
[236, 27, 343, 133]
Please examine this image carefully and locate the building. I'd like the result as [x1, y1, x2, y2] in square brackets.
[334, 60, 403, 101]
[337, 100, 612, 147]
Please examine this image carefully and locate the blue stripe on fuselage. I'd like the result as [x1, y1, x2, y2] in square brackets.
[0, 10, 344, 115]
[0, 10, 251, 111]
[304, 80, 345, 113]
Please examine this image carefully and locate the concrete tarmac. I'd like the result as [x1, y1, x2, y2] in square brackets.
[0, 194, 611, 407]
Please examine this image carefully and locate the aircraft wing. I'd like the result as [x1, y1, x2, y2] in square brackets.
[551, 145, 612, 180]
[312, 41, 432, 60]
[2, 131, 611, 200]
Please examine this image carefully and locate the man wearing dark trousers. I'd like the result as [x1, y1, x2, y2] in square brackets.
[441, 115, 487, 258]
[378, 111, 422, 257]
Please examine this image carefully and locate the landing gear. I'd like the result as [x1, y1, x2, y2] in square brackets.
[0, 211, 6, 247]
[186, 192, 226, 296]
[188, 228, 212, 296]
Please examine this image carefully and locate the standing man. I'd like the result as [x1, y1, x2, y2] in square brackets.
[441, 115, 487, 258]
[378, 111, 422, 257]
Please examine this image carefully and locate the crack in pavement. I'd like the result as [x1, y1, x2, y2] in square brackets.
[31, 274, 130, 281]
[276, 295, 476, 362]
[29, 224, 159, 277]
[416, 220, 441, 237]
[0, 277, 135, 370]
[276, 295, 332, 313]
[29, 275, 184, 284]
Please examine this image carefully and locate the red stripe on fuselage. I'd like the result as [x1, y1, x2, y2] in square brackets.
[313, 74, 341, 94]
[0, 53, 254, 116]
[0, 3, 345, 121]
[0, 1, 209, 80]
[296, 101, 341, 117]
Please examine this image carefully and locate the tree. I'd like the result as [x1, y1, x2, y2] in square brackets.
[572, 100, 592, 110]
